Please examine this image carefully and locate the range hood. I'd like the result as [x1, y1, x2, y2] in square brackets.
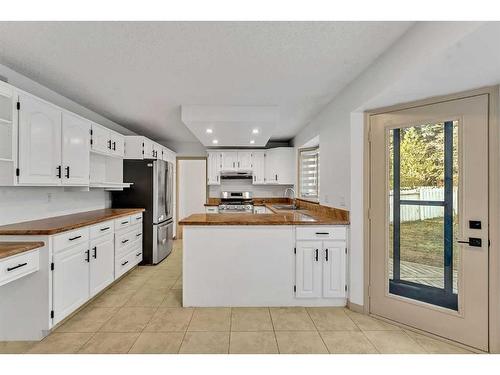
[220, 171, 253, 179]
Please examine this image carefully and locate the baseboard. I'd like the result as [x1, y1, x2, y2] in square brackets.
[347, 300, 365, 314]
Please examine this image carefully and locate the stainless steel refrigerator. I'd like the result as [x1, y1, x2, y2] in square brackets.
[112, 159, 174, 264]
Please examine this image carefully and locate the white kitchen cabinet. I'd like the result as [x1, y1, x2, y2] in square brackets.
[237, 151, 253, 171]
[110, 131, 125, 158]
[89, 233, 115, 297]
[52, 243, 90, 325]
[251, 151, 265, 184]
[322, 240, 347, 298]
[207, 151, 222, 185]
[221, 151, 238, 171]
[61, 112, 90, 186]
[124, 136, 171, 160]
[90, 123, 111, 155]
[17, 94, 62, 185]
[295, 241, 322, 298]
[265, 147, 294, 185]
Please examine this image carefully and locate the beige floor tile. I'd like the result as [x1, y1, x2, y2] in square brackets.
[161, 289, 183, 307]
[145, 307, 194, 332]
[129, 332, 184, 354]
[320, 331, 378, 354]
[125, 288, 170, 307]
[270, 307, 316, 331]
[172, 277, 183, 290]
[110, 274, 149, 291]
[131, 266, 160, 277]
[91, 289, 136, 308]
[363, 331, 426, 353]
[144, 277, 177, 289]
[100, 307, 156, 332]
[307, 307, 359, 331]
[275, 331, 328, 354]
[230, 332, 278, 354]
[404, 330, 473, 354]
[56, 307, 118, 333]
[179, 332, 230, 354]
[345, 311, 401, 331]
[0, 341, 37, 354]
[188, 308, 231, 331]
[27, 333, 93, 354]
[231, 308, 273, 331]
[79, 332, 139, 354]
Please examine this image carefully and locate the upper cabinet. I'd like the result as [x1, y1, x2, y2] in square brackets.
[124, 136, 175, 162]
[17, 94, 63, 185]
[207, 152, 222, 185]
[90, 123, 124, 158]
[264, 147, 294, 185]
[62, 112, 90, 186]
[220, 151, 253, 172]
[251, 151, 265, 184]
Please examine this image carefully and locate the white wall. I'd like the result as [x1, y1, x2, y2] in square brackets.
[293, 21, 500, 306]
[209, 179, 292, 198]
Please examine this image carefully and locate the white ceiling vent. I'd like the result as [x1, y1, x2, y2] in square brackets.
[181, 105, 279, 147]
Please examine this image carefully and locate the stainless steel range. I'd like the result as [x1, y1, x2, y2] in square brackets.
[218, 191, 254, 213]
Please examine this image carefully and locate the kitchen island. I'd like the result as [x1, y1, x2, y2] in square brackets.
[179, 203, 349, 307]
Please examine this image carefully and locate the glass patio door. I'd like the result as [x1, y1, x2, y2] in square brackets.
[369, 94, 489, 351]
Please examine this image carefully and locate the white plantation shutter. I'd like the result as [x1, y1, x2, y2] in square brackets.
[299, 147, 319, 200]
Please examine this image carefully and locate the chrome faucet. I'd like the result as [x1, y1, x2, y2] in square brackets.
[284, 187, 297, 208]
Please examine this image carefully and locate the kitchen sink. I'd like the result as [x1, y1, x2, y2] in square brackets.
[272, 204, 299, 210]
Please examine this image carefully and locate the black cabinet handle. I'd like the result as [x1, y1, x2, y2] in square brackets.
[122, 239, 129, 244]
[57, 165, 62, 178]
[112, 141, 116, 151]
[458, 237, 482, 247]
[85, 249, 90, 262]
[315, 249, 319, 262]
[121, 260, 129, 266]
[136, 252, 141, 257]
[93, 246, 97, 259]
[136, 233, 142, 237]
[325, 248, 329, 262]
[315, 232, 329, 235]
[65, 166, 70, 178]
[275, 174, 278, 181]
[100, 227, 110, 231]
[121, 221, 129, 225]
[108, 139, 112, 149]
[69, 235, 82, 241]
[7, 262, 28, 272]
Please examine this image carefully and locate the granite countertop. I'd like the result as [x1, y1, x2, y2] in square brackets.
[0, 241, 45, 259]
[0, 208, 145, 235]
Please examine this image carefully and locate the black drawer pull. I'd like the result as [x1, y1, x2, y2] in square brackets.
[121, 260, 129, 266]
[7, 262, 28, 272]
[121, 221, 129, 225]
[122, 239, 129, 244]
[136, 233, 142, 237]
[136, 252, 141, 256]
[315, 232, 329, 235]
[69, 235, 82, 241]
[100, 227, 110, 231]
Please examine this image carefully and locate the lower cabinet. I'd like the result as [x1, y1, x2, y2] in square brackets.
[52, 243, 90, 325]
[89, 233, 115, 297]
[295, 226, 347, 300]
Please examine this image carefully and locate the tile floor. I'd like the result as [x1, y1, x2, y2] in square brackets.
[0, 240, 474, 354]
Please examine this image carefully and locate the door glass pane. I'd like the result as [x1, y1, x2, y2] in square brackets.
[388, 121, 459, 310]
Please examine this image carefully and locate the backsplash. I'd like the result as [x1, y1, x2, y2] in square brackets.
[208, 179, 293, 198]
[0, 187, 111, 225]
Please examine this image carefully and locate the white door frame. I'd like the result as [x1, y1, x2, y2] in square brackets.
[364, 86, 500, 353]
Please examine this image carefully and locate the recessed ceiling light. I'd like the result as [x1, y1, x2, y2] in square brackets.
[250, 140, 255, 144]
[206, 128, 213, 134]
[212, 139, 218, 144]
[252, 129, 259, 134]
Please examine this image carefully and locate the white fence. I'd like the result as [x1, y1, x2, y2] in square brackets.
[389, 187, 458, 223]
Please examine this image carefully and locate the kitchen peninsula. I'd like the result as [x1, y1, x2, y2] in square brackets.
[179, 201, 349, 307]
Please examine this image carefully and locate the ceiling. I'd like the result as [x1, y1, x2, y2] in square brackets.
[0, 21, 413, 146]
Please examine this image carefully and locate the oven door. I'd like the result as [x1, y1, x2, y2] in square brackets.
[153, 219, 173, 264]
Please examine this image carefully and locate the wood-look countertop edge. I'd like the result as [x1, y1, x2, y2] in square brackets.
[0, 241, 45, 259]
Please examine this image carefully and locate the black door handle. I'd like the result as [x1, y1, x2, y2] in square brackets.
[7, 262, 28, 272]
[65, 166, 70, 178]
[108, 139, 112, 149]
[92, 246, 97, 259]
[57, 165, 62, 178]
[112, 141, 116, 151]
[315, 249, 319, 262]
[457, 237, 482, 247]
[325, 248, 329, 262]
[85, 249, 90, 262]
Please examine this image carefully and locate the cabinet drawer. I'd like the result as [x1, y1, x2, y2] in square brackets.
[131, 212, 143, 224]
[0, 250, 40, 287]
[115, 250, 136, 279]
[90, 220, 114, 239]
[115, 228, 134, 251]
[53, 227, 89, 252]
[114, 216, 132, 231]
[296, 226, 346, 241]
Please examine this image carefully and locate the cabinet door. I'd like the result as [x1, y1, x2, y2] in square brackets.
[110, 132, 125, 157]
[295, 241, 322, 298]
[252, 151, 265, 184]
[207, 152, 221, 185]
[221, 151, 238, 171]
[91, 124, 110, 155]
[143, 139, 155, 159]
[322, 240, 347, 298]
[18, 94, 62, 185]
[62, 112, 90, 186]
[237, 151, 253, 171]
[264, 150, 277, 184]
[52, 244, 90, 325]
[273, 148, 295, 185]
[89, 234, 115, 297]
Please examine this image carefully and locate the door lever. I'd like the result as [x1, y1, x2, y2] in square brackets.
[457, 237, 482, 247]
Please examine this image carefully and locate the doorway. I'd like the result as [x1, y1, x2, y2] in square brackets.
[176, 157, 207, 239]
[369, 94, 489, 351]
